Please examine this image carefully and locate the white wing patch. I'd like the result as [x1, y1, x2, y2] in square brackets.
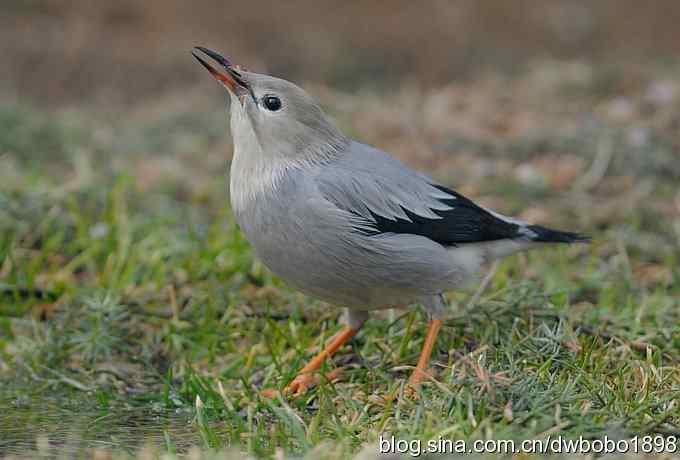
[483, 207, 538, 239]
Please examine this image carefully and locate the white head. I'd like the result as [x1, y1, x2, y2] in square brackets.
[192, 47, 347, 165]
[192, 47, 348, 210]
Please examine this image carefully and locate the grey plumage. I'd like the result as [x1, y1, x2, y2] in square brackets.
[194, 48, 589, 323]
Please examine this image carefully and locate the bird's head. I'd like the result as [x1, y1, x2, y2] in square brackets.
[192, 47, 347, 165]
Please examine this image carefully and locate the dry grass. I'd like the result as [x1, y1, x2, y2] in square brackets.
[3, 1, 680, 105]
[1, 4, 680, 458]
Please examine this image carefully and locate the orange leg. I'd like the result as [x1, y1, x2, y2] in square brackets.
[284, 326, 358, 396]
[405, 319, 443, 398]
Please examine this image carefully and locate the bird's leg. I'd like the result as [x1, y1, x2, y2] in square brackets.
[284, 326, 359, 396]
[405, 318, 443, 398]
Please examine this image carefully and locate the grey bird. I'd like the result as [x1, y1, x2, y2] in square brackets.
[192, 46, 589, 397]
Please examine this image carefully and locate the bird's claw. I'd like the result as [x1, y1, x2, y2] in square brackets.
[404, 383, 422, 400]
[284, 374, 314, 396]
[381, 379, 423, 404]
[259, 388, 281, 399]
[282, 367, 345, 397]
[402, 366, 433, 400]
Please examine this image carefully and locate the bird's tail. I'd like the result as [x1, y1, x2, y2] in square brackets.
[479, 224, 590, 261]
[522, 225, 591, 244]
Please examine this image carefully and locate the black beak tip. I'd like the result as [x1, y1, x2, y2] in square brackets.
[191, 49, 215, 72]
[192, 46, 232, 68]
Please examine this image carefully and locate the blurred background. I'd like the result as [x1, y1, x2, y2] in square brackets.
[2, 2, 680, 456]
[3, 0, 680, 105]
[2, 0, 680, 235]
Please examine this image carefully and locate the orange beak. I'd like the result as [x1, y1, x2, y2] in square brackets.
[192, 46, 250, 96]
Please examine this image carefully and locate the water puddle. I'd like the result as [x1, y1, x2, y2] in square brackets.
[0, 387, 220, 457]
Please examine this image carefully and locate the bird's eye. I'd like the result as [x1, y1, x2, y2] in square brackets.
[262, 95, 282, 111]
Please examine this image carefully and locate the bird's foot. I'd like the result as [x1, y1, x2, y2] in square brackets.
[282, 367, 345, 397]
[381, 375, 427, 403]
[402, 365, 434, 400]
[283, 374, 315, 397]
[403, 382, 422, 400]
[259, 388, 281, 399]
[399, 318, 443, 401]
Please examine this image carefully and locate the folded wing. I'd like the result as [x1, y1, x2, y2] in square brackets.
[317, 142, 588, 247]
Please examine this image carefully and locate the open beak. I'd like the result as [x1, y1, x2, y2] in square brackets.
[192, 46, 251, 97]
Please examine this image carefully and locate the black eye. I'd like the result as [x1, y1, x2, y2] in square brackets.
[262, 95, 282, 111]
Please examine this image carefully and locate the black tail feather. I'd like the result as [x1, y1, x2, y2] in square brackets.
[524, 225, 591, 244]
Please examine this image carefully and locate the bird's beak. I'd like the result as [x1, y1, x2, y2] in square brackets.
[192, 46, 250, 97]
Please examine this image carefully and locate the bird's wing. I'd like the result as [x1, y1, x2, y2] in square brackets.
[316, 142, 587, 247]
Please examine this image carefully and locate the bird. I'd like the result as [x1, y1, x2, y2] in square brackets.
[191, 46, 589, 398]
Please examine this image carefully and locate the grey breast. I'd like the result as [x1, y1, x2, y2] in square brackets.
[231, 146, 468, 309]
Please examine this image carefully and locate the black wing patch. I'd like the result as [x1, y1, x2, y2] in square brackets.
[356, 184, 521, 246]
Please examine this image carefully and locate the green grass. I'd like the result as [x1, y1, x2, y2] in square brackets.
[2, 61, 680, 459]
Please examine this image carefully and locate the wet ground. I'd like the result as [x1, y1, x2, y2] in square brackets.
[0, 386, 216, 457]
